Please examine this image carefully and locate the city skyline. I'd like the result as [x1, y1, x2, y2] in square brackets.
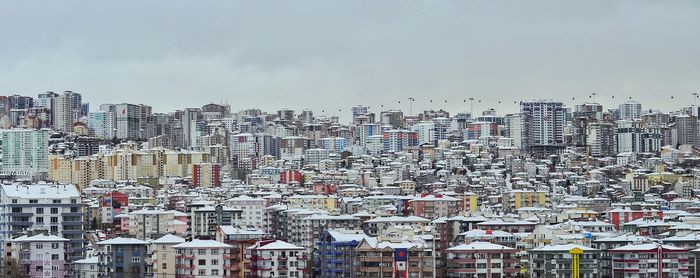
[2, 2, 700, 278]
[0, 90, 689, 123]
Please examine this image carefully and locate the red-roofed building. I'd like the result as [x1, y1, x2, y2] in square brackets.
[607, 208, 663, 229]
[280, 170, 302, 184]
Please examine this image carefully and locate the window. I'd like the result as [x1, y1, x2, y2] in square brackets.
[161, 253, 167, 260]
[52, 254, 59, 260]
[36, 208, 44, 214]
[51, 226, 58, 233]
[161, 263, 167, 269]
[198, 249, 206, 255]
[211, 259, 219, 265]
[212, 270, 219, 276]
[52, 200, 61, 204]
[71, 199, 77, 204]
[198, 269, 206, 276]
[198, 259, 206, 266]
[211, 249, 219, 255]
[51, 217, 58, 223]
[11, 199, 17, 204]
[29, 199, 38, 204]
[70, 207, 79, 213]
[132, 257, 141, 263]
[52, 243, 59, 249]
[36, 217, 44, 223]
[36, 244, 43, 249]
[51, 208, 59, 214]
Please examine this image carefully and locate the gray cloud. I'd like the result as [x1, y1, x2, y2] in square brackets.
[1, 0, 699, 119]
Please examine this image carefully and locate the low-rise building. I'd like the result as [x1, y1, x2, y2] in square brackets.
[8, 234, 71, 278]
[529, 244, 601, 278]
[608, 243, 691, 278]
[314, 229, 368, 278]
[173, 239, 236, 278]
[216, 226, 268, 278]
[247, 240, 307, 278]
[190, 204, 242, 239]
[128, 209, 174, 240]
[409, 194, 461, 218]
[446, 241, 519, 277]
[151, 234, 186, 278]
[96, 237, 150, 278]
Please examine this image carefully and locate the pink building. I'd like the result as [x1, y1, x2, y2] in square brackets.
[408, 194, 461, 218]
[173, 219, 188, 236]
[172, 210, 189, 223]
[9, 234, 70, 278]
[115, 213, 129, 234]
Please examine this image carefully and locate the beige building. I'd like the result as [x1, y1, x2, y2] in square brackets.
[151, 234, 185, 278]
[48, 148, 210, 188]
[128, 209, 175, 240]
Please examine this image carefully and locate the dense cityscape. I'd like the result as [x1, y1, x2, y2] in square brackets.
[1, 91, 700, 277]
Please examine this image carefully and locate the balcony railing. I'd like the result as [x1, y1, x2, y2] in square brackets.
[223, 254, 239, 260]
[223, 264, 240, 271]
[176, 264, 195, 270]
[177, 254, 195, 260]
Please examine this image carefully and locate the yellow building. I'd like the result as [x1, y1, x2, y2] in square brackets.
[151, 234, 185, 278]
[397, 180, 416, 194]
[287, 195, 339, 211]
[48, 148, 212, 187]
[503, 190, 548, 211]
[461, 192, 479, 212]
[48, 155, 73, 185]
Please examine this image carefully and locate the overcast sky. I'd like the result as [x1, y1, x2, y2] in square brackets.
[1, 1, 699, 118]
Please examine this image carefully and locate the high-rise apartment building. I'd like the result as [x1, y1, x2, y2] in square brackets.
[0, 184, 85, 261]
[674, 114, 698, 146]
[521, 100, 565, 157]
[52, 91, 82, 133]
[88, 110, 115, 139]
[616, 120, 641, 153]
[36, 91, 58, 110]
[572, 103, 604, 147]
[380, 110, 405, 128]
[7, 95, 33, 110]
[504, 113, 525, 150]
[466, 121, 499, 140]
[586, 122, 616, 157]
[432, 117, 451, 143]
[352, 105, 372, 124]
[0, 128, 49, 176]
[382, 129, 418, 153]
[183, 108, 202, 148]
[411, 121, 435, 145]
[619, 100, 642, 120]
[114, 103, 142, 140]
